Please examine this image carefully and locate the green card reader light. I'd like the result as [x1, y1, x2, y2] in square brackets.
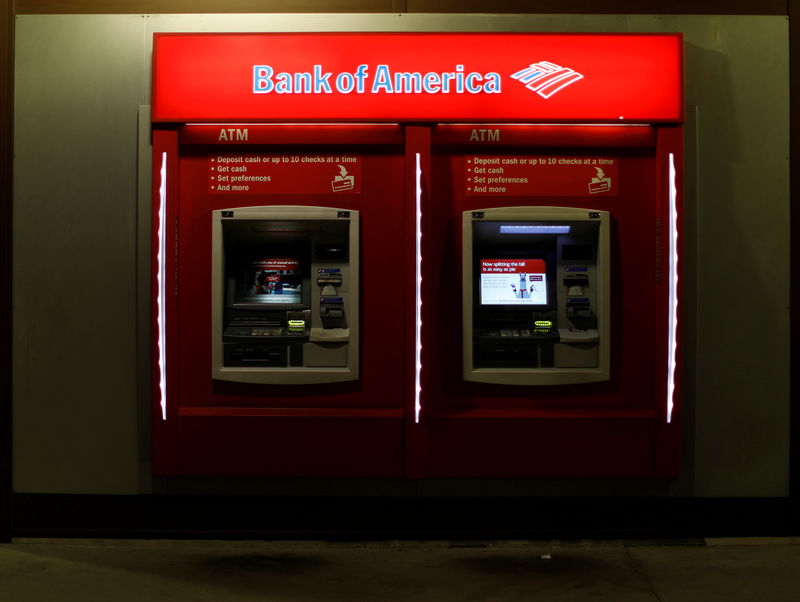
[287, 319, 306, 334]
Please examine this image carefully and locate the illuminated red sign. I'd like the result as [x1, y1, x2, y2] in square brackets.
[209, 152, 362, 195]
[152, 33, 683, 123]
[465, 154, 619, 197]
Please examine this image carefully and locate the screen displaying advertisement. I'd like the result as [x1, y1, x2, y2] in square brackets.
[480, 259, 548, 306]
[236, 257, 303, 304]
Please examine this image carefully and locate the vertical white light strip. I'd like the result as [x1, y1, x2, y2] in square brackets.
[157, 152, 168, 421]
[666, 153, 678, 424]
[415, 153, 423, 424]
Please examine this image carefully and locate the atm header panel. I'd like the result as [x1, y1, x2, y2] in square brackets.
[152, 33, 684, 124]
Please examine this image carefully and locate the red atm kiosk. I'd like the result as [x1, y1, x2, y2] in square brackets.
[152, 33, 683, 478]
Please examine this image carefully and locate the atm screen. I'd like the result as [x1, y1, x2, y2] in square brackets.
[479, 258, 548, 306]
[236, 257, 303, 304]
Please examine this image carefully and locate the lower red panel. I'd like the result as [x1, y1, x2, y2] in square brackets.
[427, 417, 655, 478]
[177, 415, 404, 477]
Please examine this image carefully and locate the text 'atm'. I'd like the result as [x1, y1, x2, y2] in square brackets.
[211, 205, 359, 384]
[463, 206, 610, 385]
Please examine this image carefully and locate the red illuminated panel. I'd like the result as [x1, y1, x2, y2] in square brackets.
[152, 33, 683, 123]
[465, 154, 619, 197]
[207, 152, 362, 195]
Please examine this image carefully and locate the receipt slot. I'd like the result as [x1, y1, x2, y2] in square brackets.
[464, 206, 610, 385]
[211, 205, 359, 384]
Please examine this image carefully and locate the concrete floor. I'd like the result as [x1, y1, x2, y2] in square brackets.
[1, 538, 799, 601]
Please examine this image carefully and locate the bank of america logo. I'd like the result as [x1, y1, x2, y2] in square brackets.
[510, 61, 584, 99]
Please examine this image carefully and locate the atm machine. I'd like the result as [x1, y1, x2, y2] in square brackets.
[211, 205, 359, 383]
[464, 206, 609, 385]
[415, 121, 682, 479]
